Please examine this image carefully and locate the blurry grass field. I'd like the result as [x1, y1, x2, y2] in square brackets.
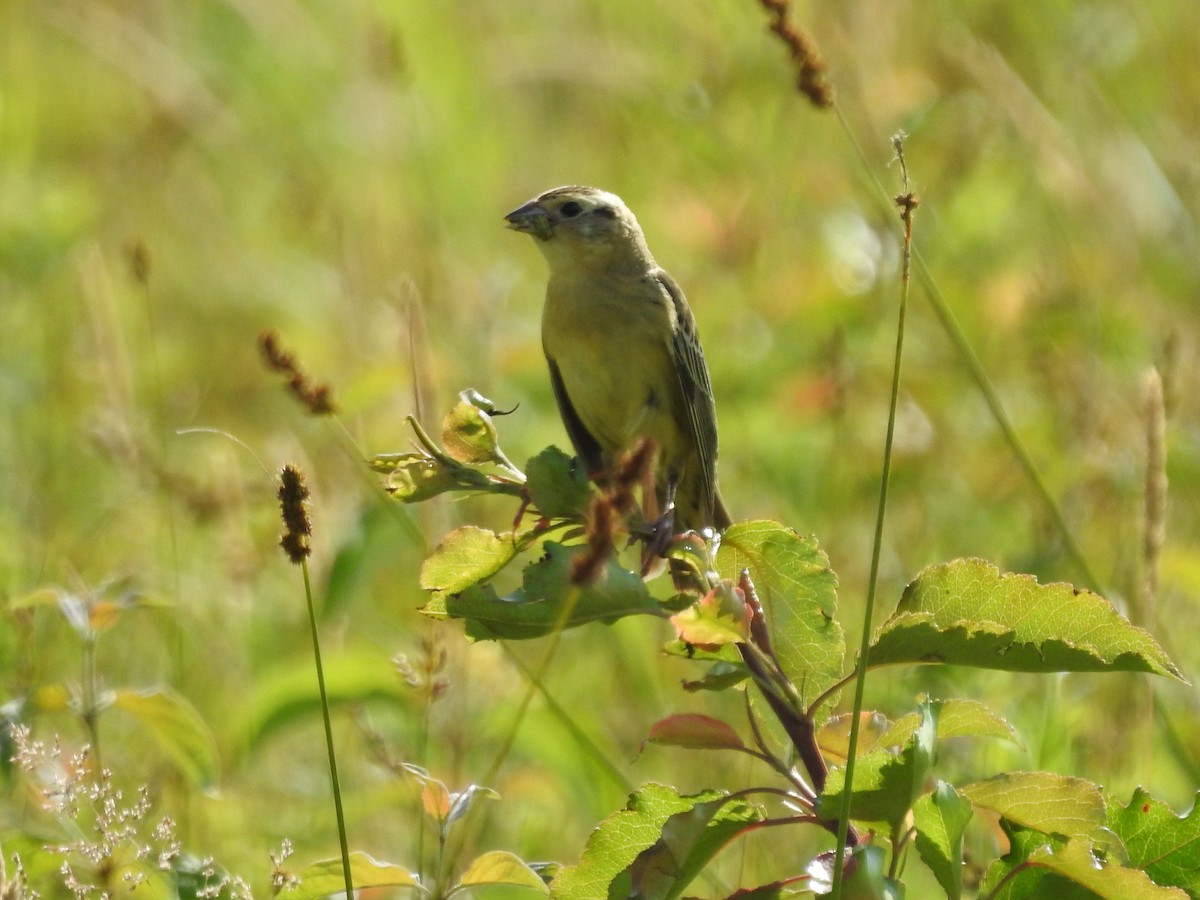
[3, 0, 1198, 893]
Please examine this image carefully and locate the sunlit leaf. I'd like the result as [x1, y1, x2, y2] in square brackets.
[1108, 788, 1200, 895]
[442, 393, 501, 464]
[420, 526, 520, 595]
[669, 581, 750, 647]
[869, 559, 1182, 678]
[112, 688, 219, 789]
[281, 852, 419, 900]
[458, 850, 548, 893]
[550, 783, 760, 900]
[961, 772, 1105, 837]
[876, 697, 1018, 750]
[716, 521, 844, 710]
[425, 542, 659, 640]
[374, 452, 464, 502]
[1028, 837, 1189, 899]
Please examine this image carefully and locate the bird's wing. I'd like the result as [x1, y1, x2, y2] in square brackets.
[655, 270, 719, 520]
[546, 354, 606, 474]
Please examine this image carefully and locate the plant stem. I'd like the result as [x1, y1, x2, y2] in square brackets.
[301, 559, 354, 898]
[831, 136, 917, 898]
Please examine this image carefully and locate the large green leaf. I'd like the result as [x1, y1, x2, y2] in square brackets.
[715, 521, 844, 709]
[961, 772, 1105, 837]
[111, 688, 219, 789]
[550, 783, 760, 900]
[424, 542, 659, 640]
[868, 559, 1181, 678]
[1108, 788, 1200, 896]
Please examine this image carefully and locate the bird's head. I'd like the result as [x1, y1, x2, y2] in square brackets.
[505, 185, 653, 269]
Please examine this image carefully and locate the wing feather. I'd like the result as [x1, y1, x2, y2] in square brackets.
[654, 270, 719, 523]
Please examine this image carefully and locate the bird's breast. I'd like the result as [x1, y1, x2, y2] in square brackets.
[542, 272, 685, 460]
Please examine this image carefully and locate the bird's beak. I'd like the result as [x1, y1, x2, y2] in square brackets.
[504, 200, 554, 241]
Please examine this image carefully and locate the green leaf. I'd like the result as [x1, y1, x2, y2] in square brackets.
[281, 852, 419, 900]
[913, 781, 973, 899]
[645, 714, 745, 751]
[960, 772, 1105, 837]
[442, 393, 502, 464]
[1108, 788, 1200, 895]
[420, 526, 521, 595]
[1028, 837, 1190, 899]
[457, 850, 549, 893]
[111, 688, 219, 789]
[426, 542, 659, 640]
[818, 699, 938, 827]
[868, 559, 1182, 678]
[525, 446, 591, 519]
[374, 452, 468, 502]
[876, 697, 1019, 749]
[669, 581, 750, 647]
[715, 521, 845, 710]
[550, 783, 760, 900]
[230, 650, 407, 758]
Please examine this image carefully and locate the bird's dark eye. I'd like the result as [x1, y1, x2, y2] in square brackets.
[560, 201, 583, 218]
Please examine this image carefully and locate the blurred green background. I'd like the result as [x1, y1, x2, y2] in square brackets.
[2, 0, 1197, 893]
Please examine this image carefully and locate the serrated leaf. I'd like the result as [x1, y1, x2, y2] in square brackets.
[715, 521, 845, 710]
[818, 700, 938, 827]
[458, 850, 549, 893]
[281, 852, 419, 900]
[645, 714, 744, 751]
[525, 446, 591, 519]
[913, 781, 973, 899]
[420, 526, 520, 595]
[111, 688, 218, 789]
[1108, 788, 1200, 895]
[1029, 837, 1190, 899]
[425, 542, 658, 640]
[550, 784, 760, 900]
[869, 559, 1182, 678]
[961, 772, 1105, 837]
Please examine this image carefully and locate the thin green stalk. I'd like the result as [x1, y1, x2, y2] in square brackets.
[300, 558, 354, 898]
[831, 137, 917, 898]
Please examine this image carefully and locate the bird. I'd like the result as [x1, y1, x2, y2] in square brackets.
[504, 185, 731, 535]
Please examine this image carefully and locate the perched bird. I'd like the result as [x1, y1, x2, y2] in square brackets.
[505, 185, 731, 534]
